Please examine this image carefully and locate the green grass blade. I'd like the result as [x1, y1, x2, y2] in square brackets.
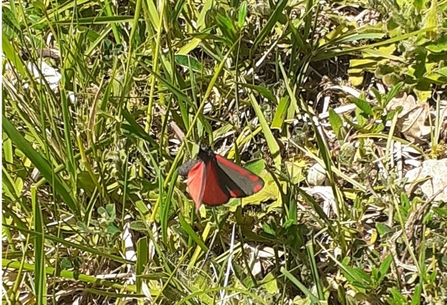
[281, 268, 320, 304]
[2, 116, 78, 215]
[2, 259, 136, 292]
[252, 0, 288, 52]
[248, 93, 281, 170]
[32, 186, 47, 305]
[136, 237, 148, 296]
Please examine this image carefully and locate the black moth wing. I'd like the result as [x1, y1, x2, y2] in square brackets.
[214, 155, 264, 197]
[178, 159, 200, 177]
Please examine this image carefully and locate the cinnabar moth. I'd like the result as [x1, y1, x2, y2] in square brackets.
[179, 146, 264, 210]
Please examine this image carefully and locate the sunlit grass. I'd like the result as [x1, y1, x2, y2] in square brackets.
[2, 0, 447, 304]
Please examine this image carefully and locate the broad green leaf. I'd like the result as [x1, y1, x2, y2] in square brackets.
[328, 108, 343, 140]
[378, 254, 392, 284]
[271, 97, 290, 130]
[175, 54, 203, 72]
[238, 1, 247, 28]
[350, 96, 373, 115]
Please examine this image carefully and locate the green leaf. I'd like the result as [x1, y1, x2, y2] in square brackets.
[179, 214, 208, 252]
[376, 222, 391, 236]
[261, 272, 278, 294]
[32, 186, 47, 305]
[249, 91, 281, 170]
[355, 107, 368, 127]
[2, 167, 21, 200]
[411, 283, 422, 305]
[161, 170, 177, 245]
[107, 224, 120, 235]
[238, 1, 247, 28]
[77, 221, 91, 233]
[2, 116, 78, 215]
[244, 159, 265, 175]
[385, 82, 404, 105]
[175, 54, 203, 72]
[238, 83, 276, 103]
[328, 108, 343, 139]
[60, 258, 73, 270]
[2, 258, 136, 292]
[350, 96, 373, 115]
[342, 266, 372, 290]
[378, 254, 392, 285]
[216, 13, 236, 43]
[136, 237, 148, 294]
[252, 0, 288, 52]
[432, 207, 447, 217]
[389, 287, 407, 303]
[262, 222, 275, 235]
[129, 221, 149, 232]
[98, 206, 106, 216]
[281, 268, 319, 303]
[2, 34, 27, 76]
[271, 97, 290, 130]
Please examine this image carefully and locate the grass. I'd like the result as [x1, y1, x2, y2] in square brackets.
[2, 0, 447, 304]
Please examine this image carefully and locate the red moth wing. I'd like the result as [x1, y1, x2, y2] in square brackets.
[186, 161, 207, 210]
[214, 154, 264, 198]
[186, 159, 230, 209]
[200, 158, 232, 206]
[182, 146, 265, 209]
